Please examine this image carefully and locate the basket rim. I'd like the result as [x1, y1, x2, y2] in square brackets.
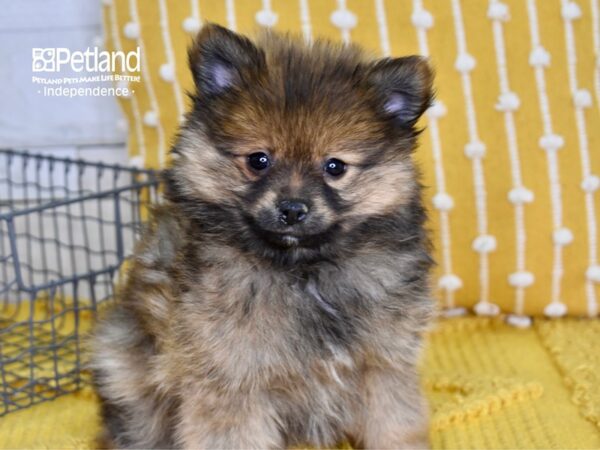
[0, 148, 161, 220]
[0, 148, 157, 175]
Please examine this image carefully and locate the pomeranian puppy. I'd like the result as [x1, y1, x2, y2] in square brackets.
[90, 24, 434, 449]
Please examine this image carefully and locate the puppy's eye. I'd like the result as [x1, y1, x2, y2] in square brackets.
[324, 158, 346, 177]
[248, 152, 271, 171]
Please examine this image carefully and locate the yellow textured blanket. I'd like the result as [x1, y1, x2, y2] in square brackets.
[1, 317, 598, 449]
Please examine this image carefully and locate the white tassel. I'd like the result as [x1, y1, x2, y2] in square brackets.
[182, 17, 201, 34]
[553, 228, 574, 246]
[487, 2, 510, 21]
[143, 110, 158, 127]
[495, 91, 521, 112]
[586, 265, 600, 283]
[255, 10, 278, 27]
[464, 141, 486, 159]
[432, 193, 454, 211]
[508, 271, 535, 288]
[442, 307, 468, 318]
[573, 89, 592, 108]
[474, 301, 500, 316]
[427, 100, 447, 118]
[123, 21, 140, 40]
[159, 63, 175, 82]
[581, 175, 600, 192]
[506, 314, 532, 328]
[539, 134, 565, 152]
[438, 274, 463, 292]
[455, 53, 476, 72]
[529, 46, 551, 67]
[330, 9, 357, 30]
[472, 235, 497, 253]
[508, 187, 534, 205]
[411, 9, 434, 29]
[561, 1, 582, 20]
[544, 302, 568, 317]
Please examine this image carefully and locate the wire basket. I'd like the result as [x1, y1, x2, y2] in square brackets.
[0, 149, 160, 416]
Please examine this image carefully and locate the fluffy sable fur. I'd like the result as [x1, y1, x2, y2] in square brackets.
[90, 24, 435, 449]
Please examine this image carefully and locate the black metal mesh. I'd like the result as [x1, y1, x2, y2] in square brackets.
[0, 149, 160, 416]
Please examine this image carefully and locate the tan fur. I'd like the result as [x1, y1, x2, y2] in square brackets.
[90, 25, 434, 449]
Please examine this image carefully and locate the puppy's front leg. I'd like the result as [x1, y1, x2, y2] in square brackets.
[176, 388, 283, 449]
[358, 368, 430, 450]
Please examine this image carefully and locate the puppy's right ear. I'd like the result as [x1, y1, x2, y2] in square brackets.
[188, 24, 266, 97]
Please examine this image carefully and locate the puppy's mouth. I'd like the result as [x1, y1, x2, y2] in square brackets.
[261, 231, 323, 248]
[246, 218, 339, 250]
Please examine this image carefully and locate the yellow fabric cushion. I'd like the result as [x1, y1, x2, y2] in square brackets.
[102, 0, 600, 317]
[1, 316, 599, 449]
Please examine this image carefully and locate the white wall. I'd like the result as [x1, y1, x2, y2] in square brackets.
[0, 0, 128, 164]
[0, 2, 138, 299]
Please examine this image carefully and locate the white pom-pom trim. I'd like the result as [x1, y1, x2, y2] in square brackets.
[330, 9, 357, 30]
[143, 110, 158, 127]
[455, 53, 476, 73]
[464, 141, 486, 159]
[472, 235, 497, 254]
[586, 265, 600, 283]
[123, 21, 140, 40]
[506, 314, 532, 328]
[529, 46, 551, 67]
[553, 228, 574, 245]
[487, 2, 510, 21]
[581, 174, 600, 192]
[411, 9, 434, 29]
[427, 100, 447, 118]
[508, 187, 534, 205]
[129, 155, 145, 169]
[159, 63, 175, 82]
[474, 301, 500, 316]
[182, 17, 201, 34]
[508, 271, 535, 288]
[255, 10, 278, 27]
[573, 89, 592, 108]
[438, 274, 463, 292]
[442, 307, 468, 318]
[561, 1, 582, 20]
[432, 192, 454, 211]
[496, 92, 520, 112]
[539, 134, 565, 152]
[544, 302, 568, 317]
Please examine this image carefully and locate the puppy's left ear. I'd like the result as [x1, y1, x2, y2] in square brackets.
[367, 56, 434, 127]
[188, 23, 266, 98]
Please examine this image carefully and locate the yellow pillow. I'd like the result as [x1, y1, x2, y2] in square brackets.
[102, 0, 600, 319]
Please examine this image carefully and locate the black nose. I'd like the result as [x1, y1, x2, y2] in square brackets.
[279, 200, 309, 225]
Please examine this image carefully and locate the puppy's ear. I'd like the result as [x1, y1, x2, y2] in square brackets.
[367, 56, 433, 127]
[188, 23, 265, 97]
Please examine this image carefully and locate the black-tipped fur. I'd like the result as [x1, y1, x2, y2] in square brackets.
[91, 25, 434, 449]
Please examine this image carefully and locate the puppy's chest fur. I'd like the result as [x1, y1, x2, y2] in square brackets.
[132, 210, 422, 387]
[93, 206, 432, 448]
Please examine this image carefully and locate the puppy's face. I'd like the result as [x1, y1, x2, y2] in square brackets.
[167, 25, 433, 263]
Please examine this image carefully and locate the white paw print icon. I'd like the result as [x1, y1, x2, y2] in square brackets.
[32, 48, 56, 72]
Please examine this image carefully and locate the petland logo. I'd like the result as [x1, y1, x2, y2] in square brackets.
[32, 47, 140, 73]
[31, 46, 141, 97]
